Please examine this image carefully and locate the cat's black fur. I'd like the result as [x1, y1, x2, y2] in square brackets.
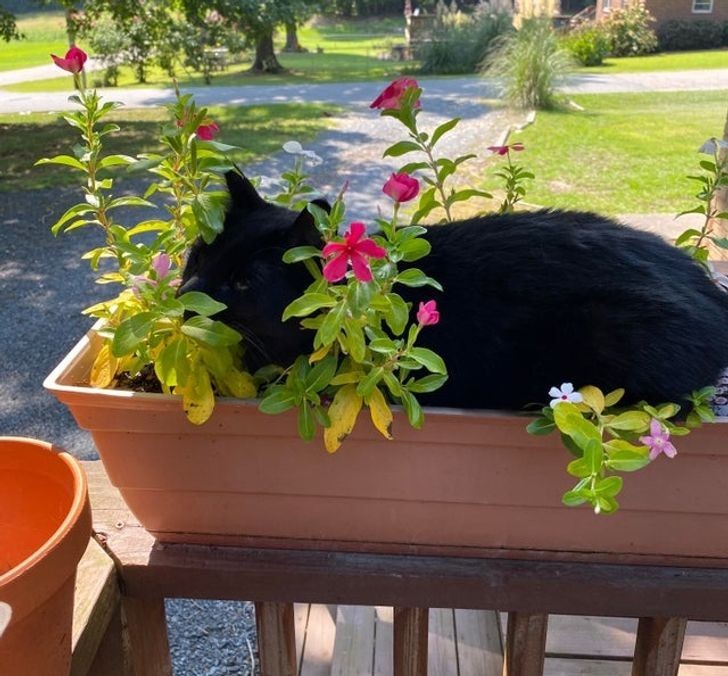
[180, 171, 728, 409]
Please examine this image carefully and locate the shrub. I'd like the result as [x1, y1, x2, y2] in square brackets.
[85, 14, 130, 87]
[419, 6, 513, 74]
[601, 3, 658, 57]
[723, 21, 728, 46]
[562, 22, 611, 66]
[658, 20, 724, 51]
[482, 18, 573, 110]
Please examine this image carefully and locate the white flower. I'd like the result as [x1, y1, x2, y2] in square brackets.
[698, 138, 728, 156]
[282, 140, 323, 166]
[548, 382, 583, 408]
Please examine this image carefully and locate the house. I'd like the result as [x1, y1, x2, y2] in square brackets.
[594, 0, 728, 26]
[517, 0, 594, 20]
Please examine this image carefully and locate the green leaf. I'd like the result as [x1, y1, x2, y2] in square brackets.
[604, 388, 625, 407]
[526, 417, 556, 436]
[298, 402, 316, 441]
[399, 238, 432, 262]
[192, 193, 226, 243]
[447, 188, 492, 206]
[384, 294, 409, 336]
[111, 312, 156, 357]
[282, 293, 336, 321]
[154, 338, 190, 387]
[566, 458, 590, 478]
[319, 302, 347, 346]
[107, 196, 155, 210]
[594, 476, 623, 497]
[396, 268, 443, 291]
[608, 411, 651, 432]
[552, 403, 602, 451]
[606, 450, 650, 472]
[584, 438, 603, 475]
[283, 246, 321, 264]
[357, 367, 384, 397]
[98, 154, 137, 170]
[562, 489, 588, 507]
[400, 389, 424, 428]
[305, 356, 338, 393]
[383, 140, 422, 158]
[259, 388, 297, 414]
[181, 316, 241, 347]
[343, 318, 366, 362]
[35, 155, 86, 171]
[50, 203, 95, 235]
[407, 373, 448, 393]
[430, 118, 460, 147]
[409, 347, 447, 374]
[674, 228, 703, 246]
[178, 291, 227, 317]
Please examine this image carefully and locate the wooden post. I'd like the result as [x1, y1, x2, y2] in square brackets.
[632, 617, 687, 676]
[503, 612, 548, 676]
[121, 597, 173, 676]
[393, 607, 429, 676]
[255, 602, 297, 676]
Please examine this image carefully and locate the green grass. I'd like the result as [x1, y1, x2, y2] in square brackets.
[1, 12, 414, 90]
[0, 12, 69, 71]
[501, 90, 728, 214]
[578, 48, 728, 74]
[0, 102, 338, 191]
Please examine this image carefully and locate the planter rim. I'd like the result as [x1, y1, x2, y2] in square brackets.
[0, 437, 89, 590]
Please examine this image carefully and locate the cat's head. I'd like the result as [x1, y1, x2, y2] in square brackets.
[180, 170, 329, 371]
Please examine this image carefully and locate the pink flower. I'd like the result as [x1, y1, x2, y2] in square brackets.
[417, 300, 440, 326]
[151, 253, 171, 280]
[50, 45, 88, 74]
[196, 122, 220, 141]
[322, 222, 387, 283]
[487, 142, 525, 156]
[383, 172, 420, 203]
[640, 419, 677, 461]
[370, 77, 421, 111]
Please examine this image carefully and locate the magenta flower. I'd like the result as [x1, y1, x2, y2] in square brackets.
[370, 77, 421, 111]
[640, 419, 677, 460]
[151, 253, 171, 280]
[51, 45, 88, 74]
[383, 172, 420, 203]
[487, 142, 525, 156]
[196, 122, 220, 141]
[322, 222, 387, 283]
[417, 300, 440, 326]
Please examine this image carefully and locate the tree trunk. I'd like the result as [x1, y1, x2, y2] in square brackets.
[251, 30, 286, 73]
[283, 22, 306, 53]
[710, 107, 728, 261]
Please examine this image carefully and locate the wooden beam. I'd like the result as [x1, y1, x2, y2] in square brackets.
[394, 607, 429, 676]
[632, 617, 687, 676]
[503, 612, 548, 676]
[121, 598, 172, 676]
[255, 602, 297, 676]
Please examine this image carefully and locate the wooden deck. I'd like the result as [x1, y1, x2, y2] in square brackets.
[291, 605, 728, 675]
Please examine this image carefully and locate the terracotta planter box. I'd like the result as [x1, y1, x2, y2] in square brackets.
[45, 328, 728, 561]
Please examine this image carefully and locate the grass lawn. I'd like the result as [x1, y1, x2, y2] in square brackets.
[579, 48, 728, 74]
[0, 12, 68, 71]
[0, 102, 338, 192]
[499, 90, 728, 215]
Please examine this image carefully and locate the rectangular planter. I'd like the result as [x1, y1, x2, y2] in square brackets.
[45, 328, 728, 561]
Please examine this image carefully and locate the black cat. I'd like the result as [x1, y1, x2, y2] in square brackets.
[180, 171, 728, 409]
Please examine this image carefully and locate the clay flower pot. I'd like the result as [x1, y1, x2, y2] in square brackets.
[0, 437, 92, 676]
[46, 328, 728, 561]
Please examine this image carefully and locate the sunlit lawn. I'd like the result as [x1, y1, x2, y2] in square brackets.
[0, 102, 339, 191]
[0, 12, 68, 71]
[499, 90, 728, 215]
[578, 48, 728, 74]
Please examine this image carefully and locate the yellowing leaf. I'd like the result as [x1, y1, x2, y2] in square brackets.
[324, 384, 363, 453]
[223, 370, 257, 399]
[579, 385, 605, 414]
[604, 388, 625, 407]
[90, 343, 119, 388]
[180, 367, 215, 425]
[309, 344, 331, 363]
[367, 386, 393, 440]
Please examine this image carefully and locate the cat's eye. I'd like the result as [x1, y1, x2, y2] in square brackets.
[233, 279, 249, 292]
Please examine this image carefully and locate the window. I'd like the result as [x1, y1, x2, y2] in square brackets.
[602, 0, 611, 9]
[692, 0, 714, 12]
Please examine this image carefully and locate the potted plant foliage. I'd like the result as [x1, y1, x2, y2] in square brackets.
[44, 48, 728, 560]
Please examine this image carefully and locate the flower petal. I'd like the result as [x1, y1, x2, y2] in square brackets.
[664, 442, 678, 458]
[322, 241, 346, 257]
[282, 140, 303, 154]
[345, 221, 367, 244]
[561, 382, 574, 395]
[350, 253, 373, 282]
[548, 386, 562, 399]
[322, 253, 349, 282]
[355, 238, 387, 258]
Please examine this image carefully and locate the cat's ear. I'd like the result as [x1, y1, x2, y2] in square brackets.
[287, 198, 331, 247]
[225, 170, 265, 212]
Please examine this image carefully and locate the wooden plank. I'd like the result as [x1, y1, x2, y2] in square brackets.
[545, 659, 728, 676]
[394, 607, 429, 676]
[374, 607, 394, 676]
[121, 597, 172, 676]
[301, 604, 337, 676]
[428, 609, 457, 676]
[683, 621, 728, 662]
[632, 617, 686, 676]
[454, 610, 503, 676]
[331, 605, 375, 676]
[71, 538, 120, 676]
[504, 612, 548, 676]
[86, 604, 128, 676]
[255, 602, 297, 676]
[294, 603, 309, 675]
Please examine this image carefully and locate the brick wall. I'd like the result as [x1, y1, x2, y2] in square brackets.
[596, 0, 728, 24]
